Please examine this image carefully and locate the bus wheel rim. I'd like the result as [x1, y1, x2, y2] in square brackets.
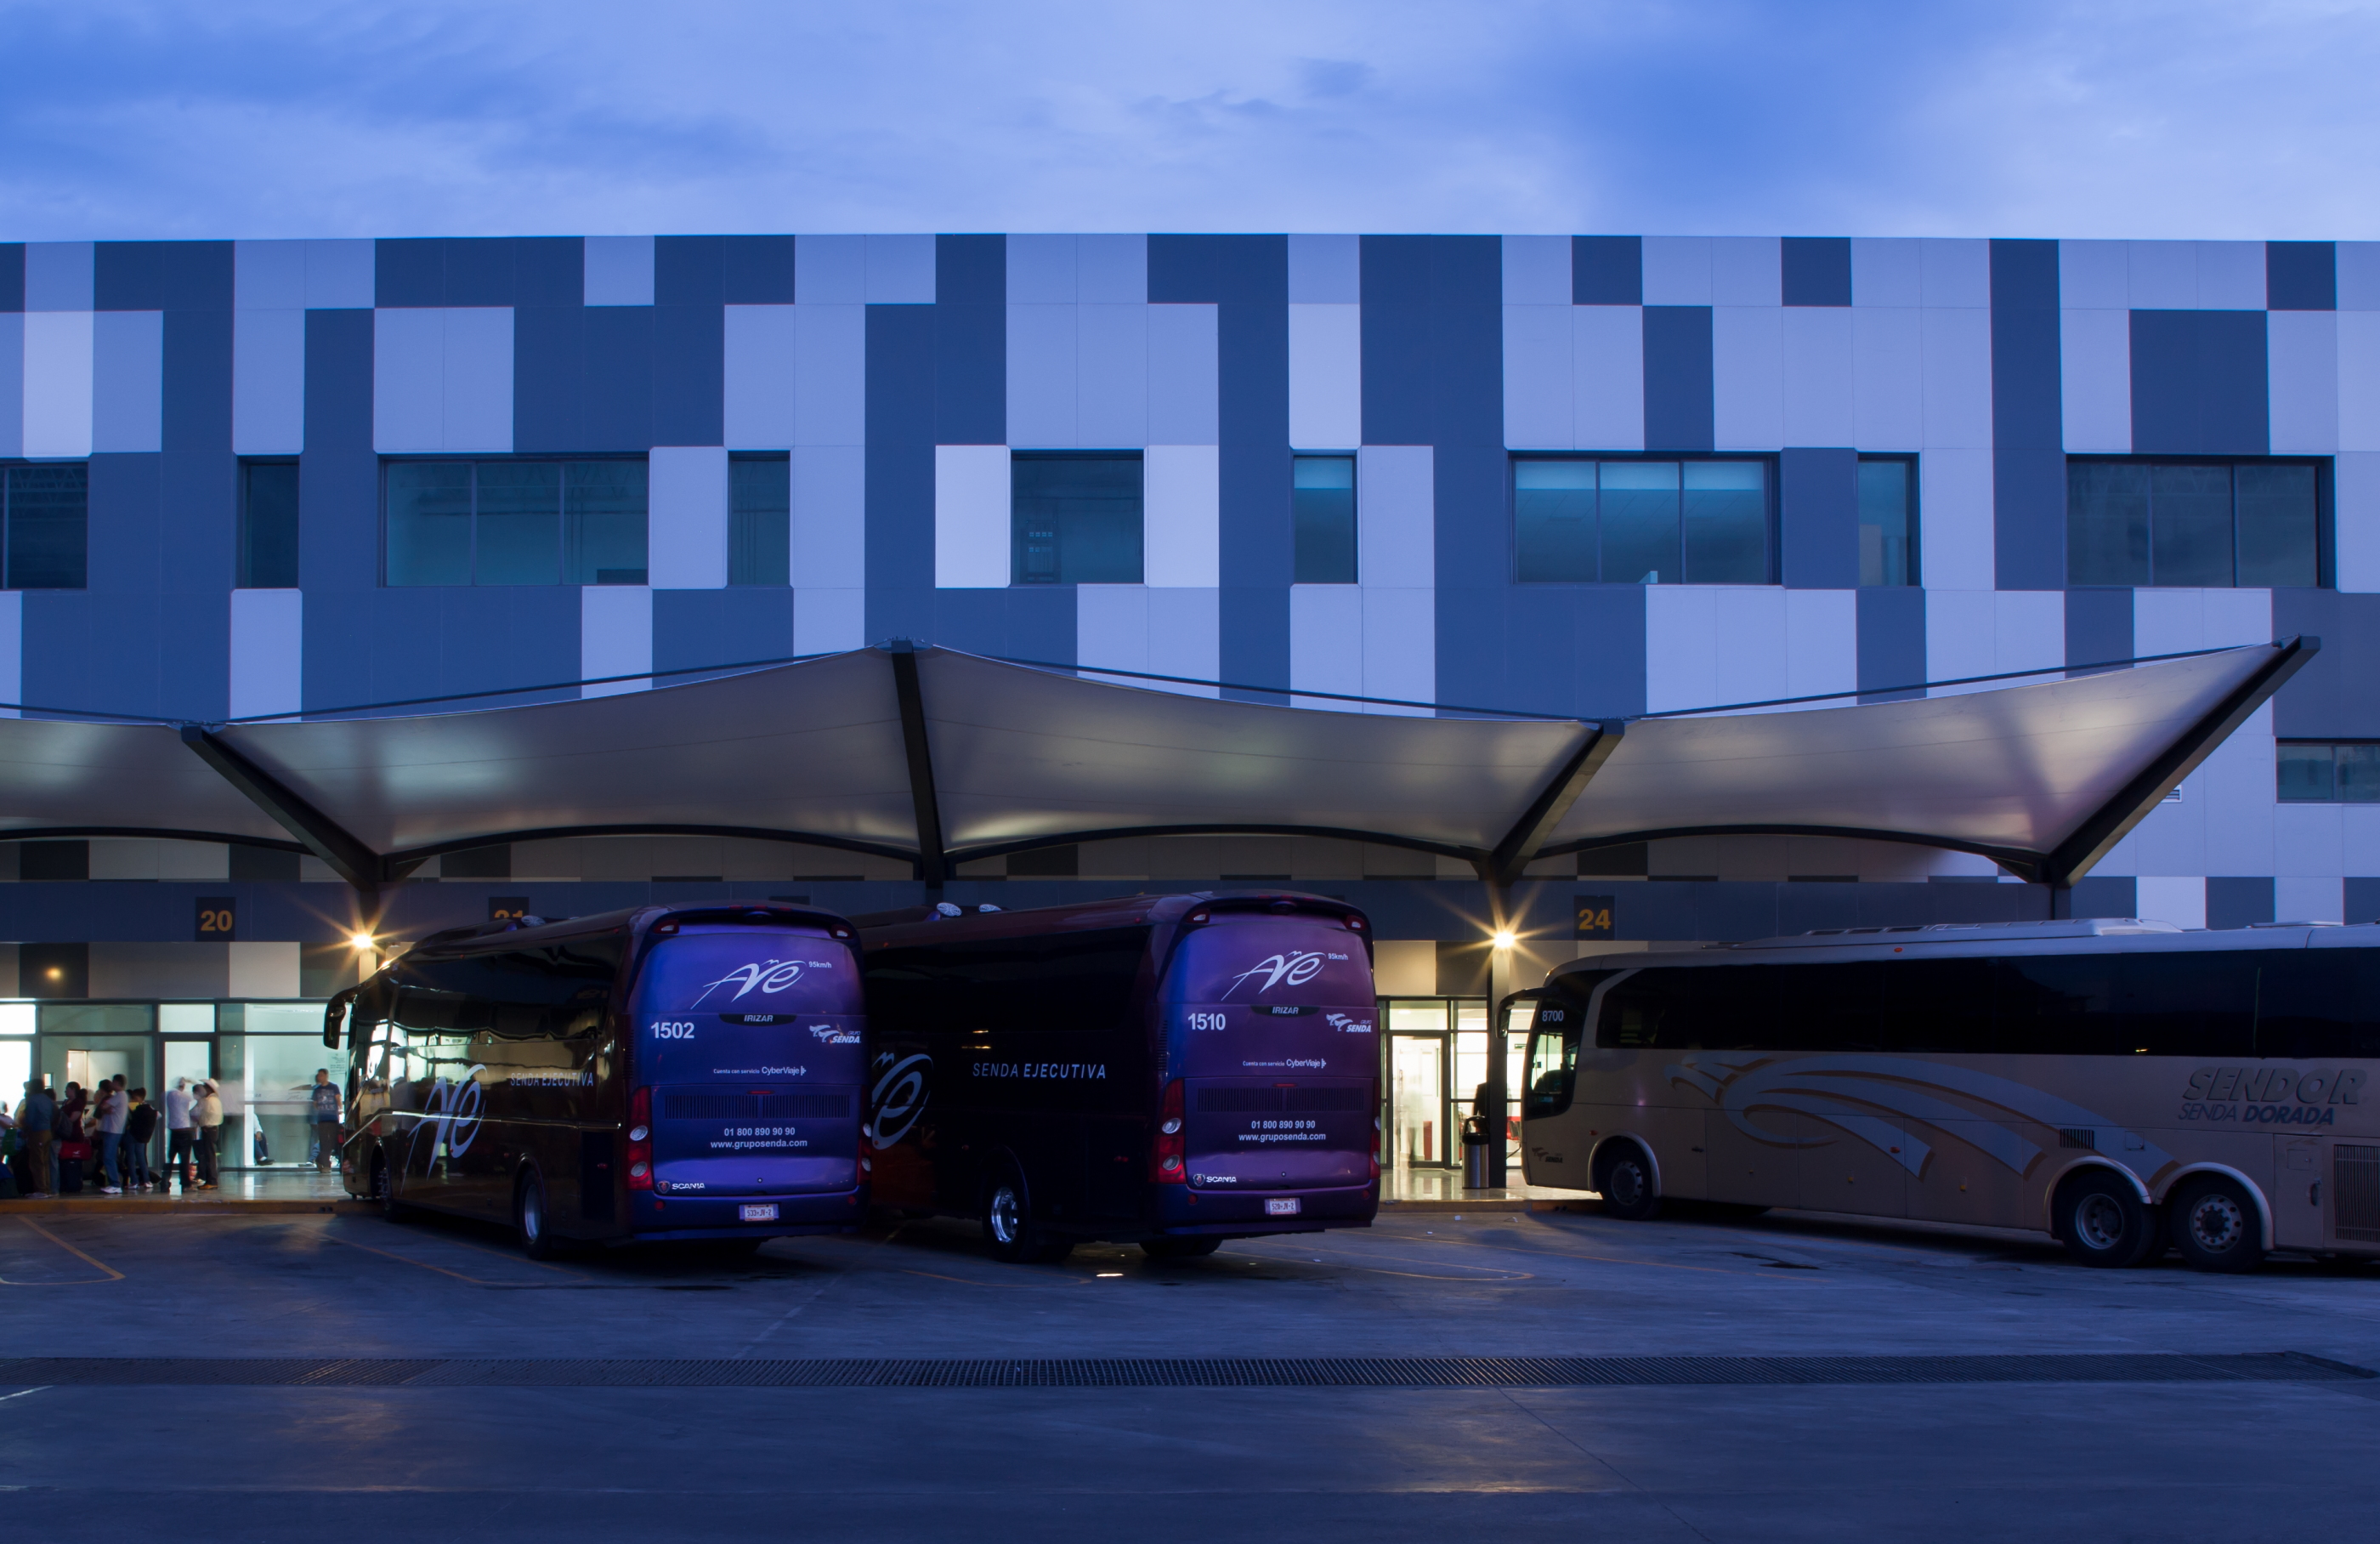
[2190, 1194, 2241, 1251]
[990, 1185, 1022, 1244]
[2075, 1193, 2125, 1250]
[523, 1185, 541, 1240]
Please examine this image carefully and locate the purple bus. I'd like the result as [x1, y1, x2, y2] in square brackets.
[857, 891, 1380, 1263]
[331, 904, 868, 1257]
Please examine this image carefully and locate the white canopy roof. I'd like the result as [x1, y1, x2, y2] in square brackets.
[0, 638, 2313, 891]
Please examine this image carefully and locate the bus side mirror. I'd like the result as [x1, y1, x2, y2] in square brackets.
[323, 987, 359, 1051]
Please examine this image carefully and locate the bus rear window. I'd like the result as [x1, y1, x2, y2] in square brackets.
[638, 931, 858, 1016]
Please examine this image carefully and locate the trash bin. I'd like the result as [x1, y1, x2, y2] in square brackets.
[1459, 1114, 1491, 1189]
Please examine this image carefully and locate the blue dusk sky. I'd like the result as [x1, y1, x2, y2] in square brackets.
[1, 0, 2374, 241]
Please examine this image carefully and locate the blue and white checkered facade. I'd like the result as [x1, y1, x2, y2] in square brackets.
[3, 233, 2378, 948]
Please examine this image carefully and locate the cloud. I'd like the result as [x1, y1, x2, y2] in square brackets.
[0, 0, 2372, 239]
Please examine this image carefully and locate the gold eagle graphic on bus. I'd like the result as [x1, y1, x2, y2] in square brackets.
[1663, 1053, 2177, 1183]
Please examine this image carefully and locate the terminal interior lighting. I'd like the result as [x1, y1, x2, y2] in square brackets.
[349, 932, 376, 951]
[1491, 929, 1517, 951]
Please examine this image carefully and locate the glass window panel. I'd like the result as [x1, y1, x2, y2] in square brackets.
[383, 463, 473, 587]
[2236, 463, 2319, 588]
[2066, 462, 2149, 587]
[1856, 458, 1912, 587]
[728, 457, 790, 587]
[240, 463, 300, 589]
[2338, 744, 2380, 803]
[1597, 460, 1680, 586]
[5, 463, 88, 590]
[1513, 459, 1596, 582]
[1011, 456, 1142, 585]
[2149, 463, 2232, 587]
[472, 461, 561, 585]
[1681, 460, 1767, 584]
[1291, 455, 1357, 583]
[2277, 743, 2336, 802]
[563, 461, 649, 586]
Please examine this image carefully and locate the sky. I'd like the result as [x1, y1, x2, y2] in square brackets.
[1, 0, 2376, 241]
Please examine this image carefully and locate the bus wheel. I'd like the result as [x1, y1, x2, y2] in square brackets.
[515, 1168, 566, 1261]
[983, 1171, 1072, 1264]
[2054, 1171, 2160, 1268]
[373, 1148, 405, 1222]
[2168, 1176, 2265, 1274]
[1142, 1237, 1222, 1260]
[1594, 1144, 1662, 1221]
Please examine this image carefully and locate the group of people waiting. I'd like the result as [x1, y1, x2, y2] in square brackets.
[3, 1075, 224, 1197]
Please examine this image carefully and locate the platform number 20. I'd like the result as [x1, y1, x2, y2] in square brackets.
[195, 898, 237, 942]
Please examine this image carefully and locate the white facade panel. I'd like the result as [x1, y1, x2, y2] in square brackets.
[1918, 305, 1992, 448]
[1501, 305, 1572, 449]
[1006, 235, 1076, 304]
[1079, 236, 1147, 304]
[1644, 585, 1723, 714]
[1779, 307, 1854, 448]
[2341, 311, 2380, 453]
[228, 589, 303, 721]
[2135, 876, 2207, 931]
[303, 241, 375, 309]
[791, 444, 865, 590]
[1146, 587, 1220, 695]
[1289, 584, 1364, 704]
[1147, 304, 1218, 446]
[21, 309, 94, 460]
[440, 308, 513, 453]
[933, 444, 1011, 588]
[2057, 240, 2128, 309]
[1783, 589, 1858, 701]
[233, 241, 305, 309]
[1710, 306, 1782, 451]
[2059, 309, 2132, 452]
[2275, 877, 2345, 924]
[790, 304, 864, 448]
[0, 315, 19, 459]
[2266, 309, 2338, 454]
[2127, 242, 2196, 309]
[92, 310, 163, 455]
[1917, 445, 1994, 590]
[1356, 446, 1433, 589]
[1500, 236, 1570, 306]
[863, 237, 936, 304]
[579, 585, 652, 697]
[1918, 240, 1989, 308]
[232, 307, 305, 455]
[1289, 304, 1362, 449]
[1357, 588, 1434, 715]
[2275, 803, 2346, 878]
[1640, 237, 1712, 306]
[1075, 583, 1148, 676]
[1849, 239, 1921, 307]
[584, 236, 654, 306]
[646, 446, 729, 590]
[1850, 306, 1923, 450]
[794, 236, 864, 304]
[2195, 241, 2266, 309]
[722, 304, 796, 448]
[2336, 452, 2380, 593]
[1144, 444, 1219, 588]
[792, 588, 864, 656]
[1004, 304, 1076, 448]
[2133, 588, 2273, 656]
[1710, 238, 1781, 306]
[0, 591, 20, 718]
[2340, 242, 2380, 310]
[1573, 306, 1644, 451]
[1287, 236, 1359, 304]
[24, 243, 93, 311]
[1077, 304, 1149, 448]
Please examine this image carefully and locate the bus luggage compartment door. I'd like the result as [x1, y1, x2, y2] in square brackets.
[1185, 1080, 1372, 1191]
[649, 1085, 859, 1196]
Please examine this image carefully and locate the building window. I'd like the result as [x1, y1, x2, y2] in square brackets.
[2278, 741, 2380, 803]
[1856, 456, 1917, 587]
[1, 463, 88, 590]
[240, 461, 299, 588]
[383, 460, 648, 587]
[1292, 454, 1357, 583]
[1514, 457, 1769, 585]
[2068, 458, 2322, 588]
[1012, 453, 1142, 585]
[728, 455, 790, 587]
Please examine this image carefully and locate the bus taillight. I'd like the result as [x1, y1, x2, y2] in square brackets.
[626, 1087, 653, 1191]
[1153, 1079, 1186, 1184]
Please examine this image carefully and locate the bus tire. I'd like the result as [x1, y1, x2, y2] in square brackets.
[2053, 1169, 2160, 1268]
[515, 1167, 566, 1261]
[1142, 1236, 1222, 1259]
[1594, 1143, 1662, 1221]
[983, 1168, 1072, 1264]
[2168, 1175, 2265, 1274]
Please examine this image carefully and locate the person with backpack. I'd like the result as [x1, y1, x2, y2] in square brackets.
[17, 1081, 54, 1199]
[125, 1088, 159, 1192]
[95, 1078, 129, 1195]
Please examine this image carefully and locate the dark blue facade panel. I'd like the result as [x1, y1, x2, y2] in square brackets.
[374, 236, 581, 309]
[354, 588, 580, 712]
[1595, 879, 2048, 943]
[652, 303, 724, 446]
[2067, 875, 2137, 919]
[1989, 240, 2062, 591]
[927, 587, 1073, 665]
[1492, 585, 1646, 721]
[163, 303, 233, 456]
[654, 236, 723, 308]
[1780, 446, 1856, 589]
[512, 305, 586, 454]
[720, 236, 796, 304]
[1359, 236, 1501, 450]
[581, 306, 656, 452]
[863, 302, 935, 643]
[2270, 590, 2380, 737]
[1640, 306, 1714, 452]
[2128, 309, 2270, 456]
[373, 240, 444, 308]
[2266, 241, 2336, 311]
[0, 244, 21, 310]
[932, 236, 1003, 445]
[1571, 236, 1641, 306]
[1150, 234, 1290, 701]
[1856, 586, 1925, 701]
[300, 307, 379, 711]
[2206, 876, 2275, 930]
[653, 588, 791, 679]
[1781, 237, 1852, 307]
[2348, 879, 2380, 922]
[95, 241, 232, 312]
[2064, 587, 2134, 673]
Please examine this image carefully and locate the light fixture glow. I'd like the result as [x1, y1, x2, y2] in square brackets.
[1491, 929, 1517, 950]
[348, 932, 376, 951]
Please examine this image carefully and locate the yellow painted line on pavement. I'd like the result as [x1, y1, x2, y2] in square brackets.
[1, 1218, 124, 1285]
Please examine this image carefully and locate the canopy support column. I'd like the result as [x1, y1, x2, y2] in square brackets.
[177, 726, 386, 890]
[886, 640, 949, 895]
[1487, 720, 1624, 887]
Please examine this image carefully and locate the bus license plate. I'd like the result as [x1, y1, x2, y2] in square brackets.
[740, 1204, 779, 1223]
[1265, 1198, 1300, 1216]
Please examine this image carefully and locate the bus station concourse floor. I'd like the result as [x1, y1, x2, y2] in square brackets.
[0, 1166, 358, 1215]
[5, 1188, 2379, 1542]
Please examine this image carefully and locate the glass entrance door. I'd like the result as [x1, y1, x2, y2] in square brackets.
[1391, 1032, 1446, 1168]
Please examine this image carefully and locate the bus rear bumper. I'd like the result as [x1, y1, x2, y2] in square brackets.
[1152, 1180, 1379, 1232]
[632, 1188, 864, 1235]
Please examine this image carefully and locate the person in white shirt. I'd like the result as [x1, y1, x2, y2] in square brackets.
[164, 1078, 196, 1193]
[192, 1082, 224, 1189]
[96, 1080, 129, 1195]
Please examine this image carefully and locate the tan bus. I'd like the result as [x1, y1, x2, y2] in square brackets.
[1511, 919, 2377, 1272]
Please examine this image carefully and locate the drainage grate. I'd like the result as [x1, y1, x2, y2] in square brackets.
[0, 1352, 2367, 1390]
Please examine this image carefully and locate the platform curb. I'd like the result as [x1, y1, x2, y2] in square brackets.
[0, 1197, 372, 1217]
